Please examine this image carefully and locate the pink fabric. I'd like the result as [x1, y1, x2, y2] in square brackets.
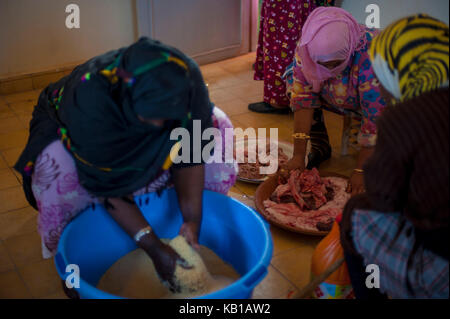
[32, 106, 238, 258]
[286, 28, 386, 148]
[297, 7, 366, 92]
[308, 22, 350, 62]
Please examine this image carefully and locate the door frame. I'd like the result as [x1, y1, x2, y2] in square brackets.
[135, 0, 255, 64]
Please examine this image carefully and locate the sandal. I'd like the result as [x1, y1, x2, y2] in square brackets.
[248, 102, 290, 114]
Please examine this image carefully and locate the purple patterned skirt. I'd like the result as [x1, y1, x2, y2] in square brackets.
[32, 107, 238, 258]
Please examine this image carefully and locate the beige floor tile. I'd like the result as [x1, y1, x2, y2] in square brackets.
[228, 186, 244, 196]
[206, 73, 245, 91]
[252, 265, 297, 299]
[18, 114, 33, 129]
[328, 128, 344, 151]
[0, 116, 24, 135]
[231, 112, 287, 129]
[18, 258, 61, 298]
[320, 153, 357, 177]
[0, 130, 29, 151]
[277, 125, 295, 143]
[323, 110, 344, 127]
[3, 231, 43, 267]
[217, 98, 250, 117]
[0, 206, 38, 241]
[200, 63, 230, 79]
[271, 245, 317, 290]
[8, 100, 35, 117]
[218, 54, 255, 74]
[40, 289, 68, 299]
[11, 168, 23, 185]
[234, 69, 255, 82]
[0, 241, 15, 273]
[0, 155, 7, 169]
[270, 113, 295, 127]
[229, 117, 246, 130]
[232, 125, 281, 146]
[2, 90, 41, 104]
[239, 93, 265, 105]
[233, 181, 258, 197]
[0, 168, 20, 190]
[0, 78, 33, 96]
[241, 52, 257, 63]
[228, 190, 255, 209]
[0, 103, 15, 120]
[1, 147, 23, 167]
[0, 186, 29, 213]
[0, 270, 33, 298]
[226, 82, 263, 100]
[209, 87, 240, 105]
[270, 226, 321, 257]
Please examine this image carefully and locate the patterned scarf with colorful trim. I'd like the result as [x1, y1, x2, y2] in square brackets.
[15, 37, 213, 198]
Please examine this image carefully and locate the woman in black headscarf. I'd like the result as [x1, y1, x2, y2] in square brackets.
[14, 38, 238, 291]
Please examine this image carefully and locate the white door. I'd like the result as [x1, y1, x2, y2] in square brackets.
[136, 0, 257, 65]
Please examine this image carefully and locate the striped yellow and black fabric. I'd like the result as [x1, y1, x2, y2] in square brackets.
[369, 14, 449, 101]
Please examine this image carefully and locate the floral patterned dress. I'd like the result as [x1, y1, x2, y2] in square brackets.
[285, 28, 387, 147]
[254, 0, 334, 108]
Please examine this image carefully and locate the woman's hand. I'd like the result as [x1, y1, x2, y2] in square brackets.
[179, 221, 201, 251]
[144, 239, 192, 292]
[346, 146, 374, 196]
[283, 154, 306, 172]
[346, 171, 365, 196]
[277, 155, 305, 183]
[278, 154, 305, 181]
[173, 165, 204, 250]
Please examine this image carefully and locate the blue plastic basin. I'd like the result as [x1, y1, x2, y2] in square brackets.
[55, 189, 273, 299]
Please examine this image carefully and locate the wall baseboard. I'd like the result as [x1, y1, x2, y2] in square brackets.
[0, 65, 78, 95]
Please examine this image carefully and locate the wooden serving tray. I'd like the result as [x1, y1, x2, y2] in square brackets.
[254, 171, 349, 236]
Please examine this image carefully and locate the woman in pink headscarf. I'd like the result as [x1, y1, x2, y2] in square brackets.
[283, 7, 387, 195]
[250, 0, 335, 114]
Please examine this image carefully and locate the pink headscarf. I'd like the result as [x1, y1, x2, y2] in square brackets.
[296, 7, 366, 92]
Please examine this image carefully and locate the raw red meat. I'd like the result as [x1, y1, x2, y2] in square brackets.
[274, 168, 331, 211]
[237, 140, 289, 180]
[263, 169, 350, 232]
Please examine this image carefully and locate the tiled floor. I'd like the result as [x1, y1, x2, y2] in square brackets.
[0, 53, 358, 299]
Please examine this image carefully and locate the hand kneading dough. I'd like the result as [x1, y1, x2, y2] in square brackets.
[166, 235, 214, 295]
[97, 236, 239, 299]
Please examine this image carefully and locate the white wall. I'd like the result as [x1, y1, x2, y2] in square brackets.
[0, 0, 137, 77]
[137, 0, 249, 65]
[1, 0, 448, 78]
[339, 0, 449, 28]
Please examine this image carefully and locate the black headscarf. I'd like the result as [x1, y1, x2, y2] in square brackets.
[15, 38, 213, 203]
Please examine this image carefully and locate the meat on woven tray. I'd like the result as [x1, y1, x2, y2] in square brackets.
[263, 168, 350, 232]
[237, 140, 289, 180]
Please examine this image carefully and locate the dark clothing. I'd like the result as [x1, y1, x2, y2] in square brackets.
[340, 88, 449, 298]
[15, 38, 213, 203]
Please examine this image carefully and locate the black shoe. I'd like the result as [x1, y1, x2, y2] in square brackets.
[306, 144, 332, 170]
[248, 102, 290, 114]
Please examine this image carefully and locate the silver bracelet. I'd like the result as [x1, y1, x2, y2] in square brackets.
[134, 226, 152, 242]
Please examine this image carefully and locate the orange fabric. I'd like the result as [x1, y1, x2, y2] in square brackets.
[311, 221, 351, 285]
